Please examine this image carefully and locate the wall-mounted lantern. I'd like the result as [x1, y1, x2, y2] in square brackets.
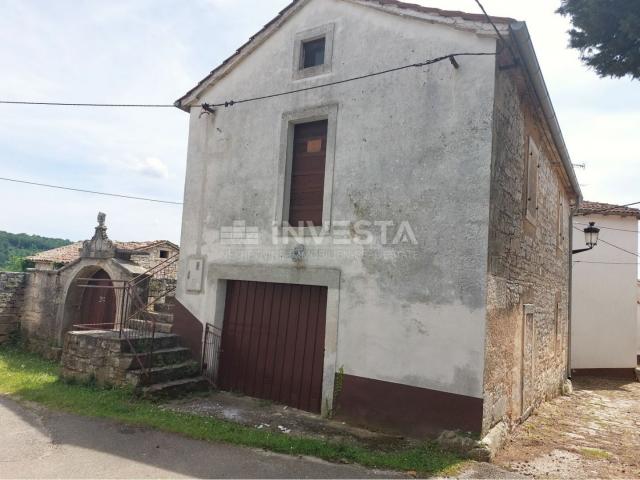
[572, 222, 600, 255]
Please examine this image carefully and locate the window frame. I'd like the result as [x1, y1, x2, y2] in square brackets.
[275, 104, 339, 236]
[292, 24, 334, 80]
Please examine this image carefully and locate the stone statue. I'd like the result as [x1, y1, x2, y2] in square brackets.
[81, 212, 115, 259]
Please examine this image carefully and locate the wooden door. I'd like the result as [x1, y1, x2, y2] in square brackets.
[520, 307, 535, 417]
[79, 269, 116, 330]
[218, 281, 327, 413]
[288, 120, 328, 227]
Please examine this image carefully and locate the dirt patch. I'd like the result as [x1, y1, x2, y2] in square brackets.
[163, 390, 414, 451]
[495, 376, 640, 478]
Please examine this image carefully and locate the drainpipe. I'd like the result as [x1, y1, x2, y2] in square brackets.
[567, 208, 575, 379]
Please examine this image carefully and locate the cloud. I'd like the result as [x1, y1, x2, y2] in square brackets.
[127, 156, 170, 179]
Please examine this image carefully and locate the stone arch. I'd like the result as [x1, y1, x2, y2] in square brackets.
[62, 265, 110, 335]
[58, 259, 134, 342]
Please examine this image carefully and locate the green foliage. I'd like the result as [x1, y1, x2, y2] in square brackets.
[0, 346, 463, 475]
[557, 0, 640, 79]
[0, 231, 71, 271]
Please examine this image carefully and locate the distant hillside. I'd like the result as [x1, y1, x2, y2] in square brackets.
[0, 231, 72, 271]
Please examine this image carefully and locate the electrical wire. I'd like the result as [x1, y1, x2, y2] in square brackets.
[203, 52, 495, 109]
[0, 51, 497, 111]
[473, 0, 517, 62]
[0, 100, 175, 108]
[573, 225, 639, 258]
[574, 221, 640, 234]
[0, 177, 183, 205]
[573, 260, 638, 265]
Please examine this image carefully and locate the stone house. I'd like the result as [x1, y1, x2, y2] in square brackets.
[571, 201, 640, 379]
[170, 0, 581, 438]
[26, 240, 179, 277]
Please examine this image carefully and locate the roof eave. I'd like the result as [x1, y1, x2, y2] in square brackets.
[509, 22, 582, 202]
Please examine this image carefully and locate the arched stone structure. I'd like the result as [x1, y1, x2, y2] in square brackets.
[21, 214, 146, 359]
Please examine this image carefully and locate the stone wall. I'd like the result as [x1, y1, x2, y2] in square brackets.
[130, 246, 178, 279]
[20, 269, 64, 360]
[61, 331, 133, 386]
[0, 272, 27, 344]
[482, 65, 574, 433]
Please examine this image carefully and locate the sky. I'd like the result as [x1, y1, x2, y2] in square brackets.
[0, 0, 638, 244]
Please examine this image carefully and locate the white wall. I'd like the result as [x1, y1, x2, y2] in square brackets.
[176, 0, 498, 399]
[637, 281, 640, 356]
[571, 214, 639, 369]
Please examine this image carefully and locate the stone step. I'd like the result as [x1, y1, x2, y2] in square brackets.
[118, 347, 193, 371]
[140, 376, 210, 399]
[128, 318, 173, 334]
[127, 360, 201, 386]
[120, 332, 180, 353]
[153, 302, 174, 314]
[147, 311, 174, 324]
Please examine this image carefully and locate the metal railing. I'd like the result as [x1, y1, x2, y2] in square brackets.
[201, 323, 222, 386]
[74, 254, 180, 379]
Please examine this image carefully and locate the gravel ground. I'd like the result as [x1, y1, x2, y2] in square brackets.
[494, 376, 640, 479]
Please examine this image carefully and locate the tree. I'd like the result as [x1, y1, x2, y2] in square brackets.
[557, 0, 640, 80]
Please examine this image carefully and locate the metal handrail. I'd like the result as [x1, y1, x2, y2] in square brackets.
[73, 254, 180, 380]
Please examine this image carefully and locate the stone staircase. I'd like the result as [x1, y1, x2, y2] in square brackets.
[62, 294, 209, 398]
[125, 295, 209, 397]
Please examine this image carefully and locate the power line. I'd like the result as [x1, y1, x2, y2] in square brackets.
[573, 225, 639, 258]
[574, 221, 639, 234]
[203, 51, 496, 109]
[0, 177, 183, 205]
[473, 0, 517, 62]
[0, 100, 175, 108]
[1, 51, 497, 111]
[573, 260, 639, 265]
[597, 238, 640, 258]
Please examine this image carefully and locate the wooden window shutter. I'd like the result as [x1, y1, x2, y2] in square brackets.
[288, 120, 328, 227]
[557, 192, 564, 249]
[526, 137, 539, 221]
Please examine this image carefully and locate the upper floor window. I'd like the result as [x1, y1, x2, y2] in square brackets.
[159, 249, 169, 259]
[293, 24, 334, 80]
[301, 37, 326, 69]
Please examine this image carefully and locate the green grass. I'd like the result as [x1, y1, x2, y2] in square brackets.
[580, 447, 611, 460]
[0, 345, 463, 476]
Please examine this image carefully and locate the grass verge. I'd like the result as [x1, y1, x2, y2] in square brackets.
[0, 345, 463, 476]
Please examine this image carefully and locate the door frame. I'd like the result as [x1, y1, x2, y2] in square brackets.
[207, 263, 341, 417]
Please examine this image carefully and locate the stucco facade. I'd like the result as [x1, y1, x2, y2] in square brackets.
[571, 210, 639, 376]
[174, 0, 579, 437]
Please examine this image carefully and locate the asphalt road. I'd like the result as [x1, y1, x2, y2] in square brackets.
[0, 396, 399, 479]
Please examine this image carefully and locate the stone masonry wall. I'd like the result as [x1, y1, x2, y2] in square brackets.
[130, 246, 178, 280]
[61, 331, 136, 386]
[0, 272, 28, 344]
[20, 269, 64, 360]
[483, 66, 573, 434]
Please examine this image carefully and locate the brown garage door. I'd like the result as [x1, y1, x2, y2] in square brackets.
[218, 281, 327, 413]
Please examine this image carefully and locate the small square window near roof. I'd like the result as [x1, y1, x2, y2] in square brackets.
[301, 37, 325, 69]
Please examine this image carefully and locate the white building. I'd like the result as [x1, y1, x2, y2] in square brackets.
[172, 0, 581, 437]
[571, 201, 640, 379]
